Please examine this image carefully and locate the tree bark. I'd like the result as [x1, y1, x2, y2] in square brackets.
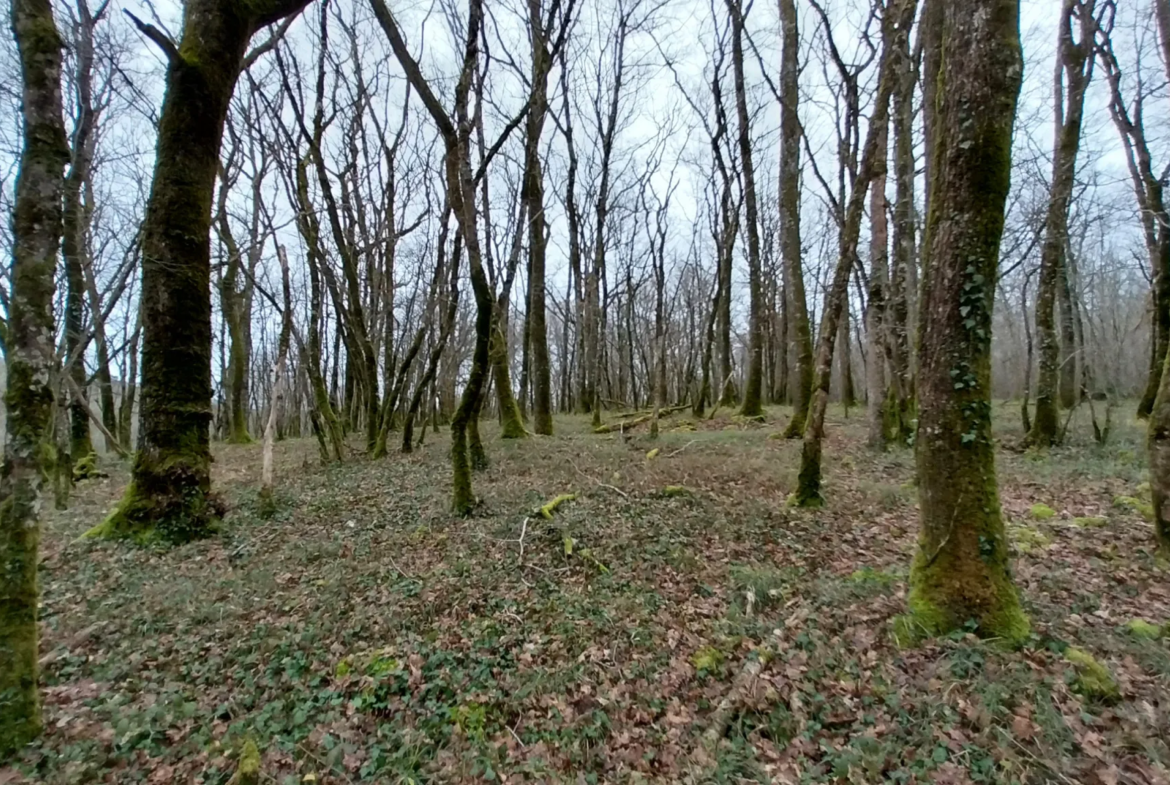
[903, 0, 1028, 645]
[793, 0, 903, 506]
[2, 0, 69, 753]
[1027, 0, 1094, 446]
[94, 0, 311, 541]
[779, 0, 814, 438]
[524, 0, 554, 436]
[865, 120, 890, 448]
[728, 0, 764, 418]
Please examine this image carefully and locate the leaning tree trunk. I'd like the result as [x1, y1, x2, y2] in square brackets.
[793, 1, 902, 506]
[779, 0, 814, 438]
[2, 0, 69, 754]
[91, 0, 310, 542]
[902, 0, 1029, 645]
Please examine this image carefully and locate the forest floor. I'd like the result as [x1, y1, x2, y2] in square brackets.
[3, 402, 1169, 784]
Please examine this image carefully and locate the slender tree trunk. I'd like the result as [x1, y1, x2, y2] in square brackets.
[728, 0, 764, 417]
[779, 0, 813, 438]
[524, 0, 554, 435]
[1027, 0, 1094, 446]
[902, 0, 1028, 645]
[886, 5, 916, 444]
[260, 247, 293, 509]
[1, 0, 68, 753]
[866, 121, 890, 448]
[118, 308, 142, 450]
[793, 0, 902, 506]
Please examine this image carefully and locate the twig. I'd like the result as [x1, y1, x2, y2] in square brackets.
[386, 554, 413, 579]
[517, 515, 529, 562]
[665, 439, 697, 458]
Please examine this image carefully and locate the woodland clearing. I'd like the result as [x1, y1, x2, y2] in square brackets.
[3, 404, 1168, 784]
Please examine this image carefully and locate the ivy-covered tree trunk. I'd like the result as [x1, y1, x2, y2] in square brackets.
[2, 0, 69, 754]
[779, 0, 814, 439]
[902, 0, 1029, 645]
[90, 0, 310, 542]
[1026, 0, 1094, 447]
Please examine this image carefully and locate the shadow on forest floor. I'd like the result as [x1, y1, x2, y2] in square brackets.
[4, 402, 1169, 784]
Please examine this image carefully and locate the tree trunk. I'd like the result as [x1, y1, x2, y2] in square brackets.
[1027, 0, 1094, 446]
[728, 0, 764, 418]
[260, 247, 293, 509]
[866, 120, 890, 448]
[779, 0, 813, 438]
[524, 0, 554, 436]
[886, 4, 916, 444]
[793, 0, 903, 506]
[903, 0, 1028, 645]
[94, 0, 310, 542]
[1, 0, 68, 753]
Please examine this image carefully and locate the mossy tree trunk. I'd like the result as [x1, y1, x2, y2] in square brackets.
[886, 4, 916, 445]
[905, 0, 1029, 645]
[779, 0, 814, 439]
[2, 0, 69, 754]
[372, 0, 504, 514]
[94, 0, 311, 543]
[865, 120, 890, 448]
[1057, 255, 1077, 409]
[793, 0, 902, 506]
[727, 0, 764, 418]
[1027, 0, 1095, 447]
[1148, 347, 1170, 558]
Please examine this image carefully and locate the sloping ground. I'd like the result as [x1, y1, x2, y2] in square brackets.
[3, 405, 1168, 784]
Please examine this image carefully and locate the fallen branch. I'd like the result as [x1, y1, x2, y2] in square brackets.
[540, 493, 577, 519]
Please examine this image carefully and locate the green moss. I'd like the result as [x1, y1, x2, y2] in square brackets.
[71, 452, 102, 481]
[229, 739, 261, 785]
[1072, 516, 1107, 528]
[1009, 524, 1052, 554]
[691, 645, 725, 672]
[84, 447, 222, 544]
[1113, 495, 1153, 520]
[792, 442, 825, 507]
[1063, 647, 1120, 703]
[1029, 503, 1056, 520]
[646, 448, 660, 460]
[849, 566, 900, 587]
[1123, 619, 1165, 640]
[903, 540, 1030, 648]
[539, 493, 576, 519]
[661, 485, 691, 498]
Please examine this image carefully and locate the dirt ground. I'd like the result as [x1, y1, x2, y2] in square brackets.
[2, 402, 1168, 784]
